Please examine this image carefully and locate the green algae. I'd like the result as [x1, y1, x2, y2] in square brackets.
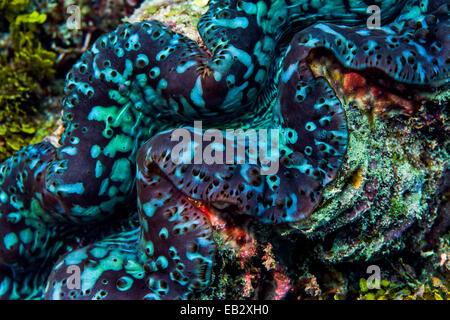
[359, 262, 449, 300]
[0, 0, 57, 162]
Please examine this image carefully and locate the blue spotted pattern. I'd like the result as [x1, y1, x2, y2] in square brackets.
[0, 0, 448, 300]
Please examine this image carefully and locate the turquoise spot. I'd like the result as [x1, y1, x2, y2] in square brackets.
[19, 229, 33, 244]
[159, 227, 169, 239]
[65, 250, 88, 265]
[144, 241, 154, 256]
[305, 146, 313, 156]
[116, 276, 134, 291]
[95, 160, 104, 178]
[110, 158, 131, 182]
[4, 233, 18, 250]
[103, 135, 132, 158]
[90, 247, 108, 259]
[176, 60, 197, 74]
[305, 122, 317, 131]
[91, 145, 101, 159]
[190, 77, 205, 108]
[125, 34, 141, 51]
[61, 146, 78, 156]
[142, 202, 157, 218]
[108, 186, 118, 197]
[49, 183, 85, 195]
[0, 277, 11, 296]
[156, 256, 168, 270]
[149, 67, 160, 79]
[99, 178, 109, 196]
[213, 16, 249, 29]
[136, 54, 149, 67]
[0, 190, 7, 203]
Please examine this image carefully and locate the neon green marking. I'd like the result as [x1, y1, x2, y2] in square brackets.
[80, 249, 131, 292]
[110, 158, 131, 182]
[30, 198, 47, 220]
[103, 134, 132, 158]
[124, 260, 145, 279]
[108, 186, 118, 197]
[88, 106, 119, 123]
[109, 90, 127, 104]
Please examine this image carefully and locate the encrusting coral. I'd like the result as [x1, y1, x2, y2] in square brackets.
[0, 0, 448, 299]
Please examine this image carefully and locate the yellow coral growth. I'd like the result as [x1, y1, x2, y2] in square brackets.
[0, 1, 57, 161]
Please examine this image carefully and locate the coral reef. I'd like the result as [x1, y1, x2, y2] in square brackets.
[0, 0, 448, 300]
